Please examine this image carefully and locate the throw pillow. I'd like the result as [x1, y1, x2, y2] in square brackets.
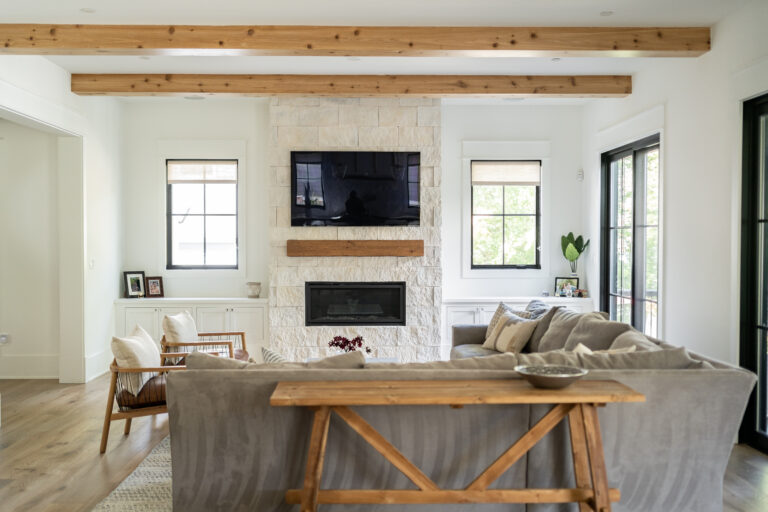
[111, 325, 161, 395]
[482, 311, 529, 350]
[162, 311, 198, 342]
[527, 306, 561, 352]
[307, 351, 366, 369]
[571, 343, 637, 355]
[563, 312, 632, 352]
[262, 347, 289, 364]
[525, 300, 552, 319]
[610, 330, 662, 352]
[186, 349, 366, 370]
[485, 303, 531, 338]
[536, 309, 584, 352]
[494, 319, 540, 353]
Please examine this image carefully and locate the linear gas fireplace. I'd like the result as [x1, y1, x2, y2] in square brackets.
[305, 282, 406, 326]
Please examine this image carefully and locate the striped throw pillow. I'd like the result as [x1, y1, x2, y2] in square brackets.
[261, 347, 289, 364]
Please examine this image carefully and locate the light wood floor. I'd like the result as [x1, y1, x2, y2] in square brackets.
[1, 375, 768, 511]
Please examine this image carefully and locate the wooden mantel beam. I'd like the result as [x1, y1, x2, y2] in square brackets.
[70, 74, 632, 97]
[1, 24, 710, 57]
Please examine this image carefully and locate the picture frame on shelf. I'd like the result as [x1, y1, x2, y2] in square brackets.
[123, 271, 146, 298]
[145, 276, 164, 298]
[554, 277, 579, 297]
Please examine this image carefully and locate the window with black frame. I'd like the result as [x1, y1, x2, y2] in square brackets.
[166, 160, 238, 269]
[600, 134, 660, 336]
[471, 160, 541, 269]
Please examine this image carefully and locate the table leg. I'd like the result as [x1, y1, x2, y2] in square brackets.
[568, 405, 592, 512]
[581, 404, 611, 512]
[301, 406, 332, 512]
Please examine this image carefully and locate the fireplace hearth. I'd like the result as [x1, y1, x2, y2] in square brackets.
[305, 282, 406, 326]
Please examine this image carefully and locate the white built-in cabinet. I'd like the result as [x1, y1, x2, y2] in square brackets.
[115, 298, 268, 360]
[442, 297, 596, 348]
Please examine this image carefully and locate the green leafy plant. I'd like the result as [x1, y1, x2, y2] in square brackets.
[561, 232, 590, 272]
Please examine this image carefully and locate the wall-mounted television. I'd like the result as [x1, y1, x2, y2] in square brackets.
[291, 151, 420, 226]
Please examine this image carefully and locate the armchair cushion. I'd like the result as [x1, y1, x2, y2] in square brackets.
[116, 374, 167, 410]
[111, 325, 161, 395]
[162, 311, 198, 343]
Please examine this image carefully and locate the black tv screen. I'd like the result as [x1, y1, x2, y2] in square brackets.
[291, 151, 420, 226]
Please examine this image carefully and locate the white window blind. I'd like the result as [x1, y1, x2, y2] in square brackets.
[471, 161, 541, 186]
[167, 161, 237, 184]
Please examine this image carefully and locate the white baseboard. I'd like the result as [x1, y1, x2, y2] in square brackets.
[85, 349, 112, 382]
[0, 354, 59, 379]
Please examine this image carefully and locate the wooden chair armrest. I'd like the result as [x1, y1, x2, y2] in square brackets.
[111, 364, 187, 373]
[164, 341, 234, 347]
[197, 332, 245, 337]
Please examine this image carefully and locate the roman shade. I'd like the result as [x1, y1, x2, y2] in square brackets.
[167, 160, 237, 184]
[471, 160, 541, 186]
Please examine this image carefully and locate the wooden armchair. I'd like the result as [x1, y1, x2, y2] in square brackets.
[161, 331, 248, 364]
[100, 340, 234, 454]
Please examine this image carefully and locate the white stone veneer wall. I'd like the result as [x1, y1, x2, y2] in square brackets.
[267, 97, 442, 362]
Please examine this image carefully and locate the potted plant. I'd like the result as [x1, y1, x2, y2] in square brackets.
[561, 232, 590, 274]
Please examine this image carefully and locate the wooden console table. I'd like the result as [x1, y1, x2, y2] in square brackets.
[270, 379, 645, 512]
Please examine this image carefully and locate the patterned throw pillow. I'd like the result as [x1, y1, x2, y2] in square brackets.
[482, 311, 537, 352]
[261, 347, 289, 364]
[485, 303, 532, 338]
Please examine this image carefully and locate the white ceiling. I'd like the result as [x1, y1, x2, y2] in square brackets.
[0, 0, 749, 26]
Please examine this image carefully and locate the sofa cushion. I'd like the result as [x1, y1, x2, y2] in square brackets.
[536, 309, 584, 352]
[572, 343, 636, 355]
[527, 306, 561, 352]
[610, 329, 662, 352]
[451, 344, 500, 359]
[111, 325, 161, 395]
[526, 300, 552, 318]
[162, 311, 198, 343]
[186, 350, 366, 370]
[563, 312, 632, 351]
[577, 347, 712, 369]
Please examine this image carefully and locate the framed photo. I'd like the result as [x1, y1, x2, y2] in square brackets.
[145, 276, 164, 298]
[123, 271, 146, 298]
[554, 277, 579, 297]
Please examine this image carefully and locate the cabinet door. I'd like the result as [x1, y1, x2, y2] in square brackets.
[196, 307, 229, 333]
[124, 308, 159, 342]
[157, 307, 195, 340]
[230, 307, 266, 361]
[477, 307, 498, 325]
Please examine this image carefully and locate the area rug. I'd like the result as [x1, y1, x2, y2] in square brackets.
[92, 437, 172, 511]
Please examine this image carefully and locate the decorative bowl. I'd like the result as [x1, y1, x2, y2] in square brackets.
[514, 365, 588, 389]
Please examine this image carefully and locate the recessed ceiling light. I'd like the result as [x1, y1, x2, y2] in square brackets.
[184, 96, 205, 100]
[551, 57, 561, 62]
[600, 10, 614, 17]
[80, 7, 96, 13]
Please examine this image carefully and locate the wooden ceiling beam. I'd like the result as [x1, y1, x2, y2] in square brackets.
[70, 74, 632, 97]
[1, 24, 709, 57]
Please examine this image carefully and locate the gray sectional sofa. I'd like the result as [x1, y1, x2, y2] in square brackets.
[167, 313, 756, 512]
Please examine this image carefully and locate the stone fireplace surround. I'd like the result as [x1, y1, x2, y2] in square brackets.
[268, 97, 442, 362]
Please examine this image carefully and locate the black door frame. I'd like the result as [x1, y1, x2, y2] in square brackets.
[739, 92, 768, 453]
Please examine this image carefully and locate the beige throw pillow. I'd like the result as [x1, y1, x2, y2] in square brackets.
[495, 320, 540, 353]
[111, 325, 161, 395]
[482, 311, 537, 353]
[186, 349, 366, 370]
[610, 330, 662, 352]
[162, 311, 198, 343]
[485, 303, 531, 338]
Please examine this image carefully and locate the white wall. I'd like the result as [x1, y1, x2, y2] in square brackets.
[0, 56, 123, 381]
[441, 104, 584, 298]
[120, 98, 270, 298]
[580, 0, 768, 363]
[0, 120, 60, 377]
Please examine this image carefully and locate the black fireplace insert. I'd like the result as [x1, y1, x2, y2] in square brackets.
[305, 282, 406, 326]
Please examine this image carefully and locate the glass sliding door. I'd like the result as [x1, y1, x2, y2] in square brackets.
[740, 93, 768, 452]
[601, 134, 661, 336]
